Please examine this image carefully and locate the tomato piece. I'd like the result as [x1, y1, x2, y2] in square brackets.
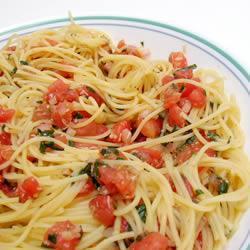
[0, 131, 11, 145]
[0, 175, 17, 197]
[78, 178, 95, 197]
[53, 134, 67, 150]
[89, 195, 115, 227]
[72, 110, 91, 120]
[141, 118, 163, 139]
[43, 221, 82, 250]
[169, 52, 188, 69]
[161, 75, 175, 85]
[0, 106, 15, 123]
[45, 79, 79, 104]
[205, 148, 217, 157]
[74, 121, 108, 137]
[165, 174, 177, 192]
[181, 83, 198, 98]
[129, 232, 170, 250]
[196, 231, 203, 248]
[120, 217, 129, 232]
[0, 70, 3, 77]
[99, 166, 136, 199]
[78, 86, 104, 106]
[132, 147, 164, 169]
[187, 88, 207, 108]
[32, 103, 51, 121]
[182, 175, 195, 199]
[178, 98, 192, 114]
[55, 62, 74, 79]
[176, 146, 193, 165]
[164, 87, 181, 109]
[0, 144, 13, 164]
[174, 69, 193, 79]
[74, 142, 99, 149]
[108, 120, 132, 143]
[46, 38, 58, 46]
[168, 104, 186, 128]
[18, 176, 41, 203]
[135, 133, 147, 142]
[117, 40, 126, 49]
[51, 101, 73, 129]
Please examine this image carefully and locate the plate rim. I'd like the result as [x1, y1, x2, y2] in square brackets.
[0, 15, 249, 82]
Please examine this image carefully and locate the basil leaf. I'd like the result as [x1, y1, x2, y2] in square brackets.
[74, 112, 83, 119]
[186, 136, 196, 145]
[48, 233, 57, 244]
[38, 129, 54, 137]
[86, 86, 95, 93]
[68, 140, 75, 147]
[175, 64, 197, 72]
[140, 41, 144, 47]
[195, 189, 204, 196]
[136, 204, 147, 223]
[39, 141, 62, 154]
[100, 147, 119, 157]
[219, 180, 229, 194]
[20, 60, 29, 65]
[10, 67, 17, 76]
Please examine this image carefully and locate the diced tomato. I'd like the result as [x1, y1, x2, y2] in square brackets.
[129, 232, 170, 250]
[0, 132, 11, 145]
[74, 121, 108, 137]
[196, 231, 203, 248]
[51, 101, 73, 129]
[0, 106, 15, 123]
[187, 88, 207, 108]
[205, 148, 217, 157]
[135, 133, 147, 142]
[120, 217, 129, 232]
[168, 104, 186, 128]
[43, 221, 82, 250]
[89, 195, 115, 227]
[0, 175, 17, 198]
[0, 70, 3, 77]
[182, 175, 195, 199]
[165, 174, 177, 192]
[132, 147, 164, 169]
[72, 110, 91, 120]
[74, 142, 99, 149]
[99, 166, 136, 199]
[27, 156, 37, 162]
[164, 87, 181, 109]
[117, 40, 126, 49]
[45, 79, 79, 104]
[78, 86, 104, 106]
[0, 144, 13, 164]
[55, 62, 74, 79]
[78, 178, 95, 197]
[161, 75, 175, 85]
[181, 83, 198, 98]
[174, 69, 193, 79]
[141, 118, 163, 139]
[18, 176, 41, 203]
[46, 38, 58, 46]
[169, 52, 188, 69]
[178, 98, 192, 114]
[108, 120, 132, 144]
[32, 103, 51, 121]
[176, 146, 193, 165]
[53, 134, 67, 150]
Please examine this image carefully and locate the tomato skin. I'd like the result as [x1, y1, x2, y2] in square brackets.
[99, 166, 136, 199]
[181, 83, 198, 98]
[32, 103, 51, 121]
[45, 79, 79, 104]
[18, 177, 41, 203]
[78, 86, 104, 106]
[165, 174, 177, 192]
[46, 38, 58, 46]
[142, 118, 162, 139]
[55, 62, 74, 79]
[0, 106, 15, 123]
[43, 220, 82, 250]
[169, 52, 188, 69]
[0, 144, 13, 164]
[164, 87, 181, 109]
[132, 147, 164, 169]
[78, 178, 95, 197]
[108, 120, 132, 143]
[51, 101, 73, 129]
[162, 75, 175, 85]
[168, 104, 186, 128]
[187, 88, 207, 108]
[74, 121, 108, 137]
[89, 195, 115, 227]
[129, 232, 170, 250]
[178, 98, 192, 114]
[0, 132, 11, 145]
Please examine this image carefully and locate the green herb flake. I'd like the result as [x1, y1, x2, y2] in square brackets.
[10, 67, 17, 76]
[175, 64, 197, 72]
[207, 131, 219, 141]
[101, 147, 119, 157]
[116, 157, 124, 160]
[38, 129, 54, 137]
[172, 125, 179, 132]
[136, 204, 147, 223]
[74, 112, 84, 119]
[195, 189, 204, 196]
[36, 100, 43, 104]
[186, 136, 196, 145]
[48, 233, 57, 244]
[219, 180, 229, 194]
[140, 41, 144, 47]
[68, 140, 75, 147]
[39, 141, 62, 154]
[20, 60, 29, 65]
[227, 136, 232, 144]
[86, 86, 95, 93]
[1, 124, 6, 132]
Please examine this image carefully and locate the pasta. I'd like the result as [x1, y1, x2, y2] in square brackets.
[0, 20, 249, 250]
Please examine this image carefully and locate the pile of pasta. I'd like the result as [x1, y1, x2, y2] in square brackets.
[0, 21, 249, 250]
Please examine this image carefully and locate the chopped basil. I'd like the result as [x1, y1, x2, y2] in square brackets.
[227, 136, 232, 144]
[218, 180, 229, 194]
[180, 84, 185, 92]
[48, 233, 57, 244]
[68, 140, 75, 147]
[116, 157, 124, 160]
[36, 100, 43, 104]
[136, 204, 147, 223]
[195, 189, 204, 196]
[1, 124, 6, 132]
[39, 141, 62, 154]
[207, 131, 219, 141]
[172, 125, 179, 132]
[186, 136, 196, 145]
[38, 129, 54, 137]
[20, 60, 29, 65]
[74, 112, 84, 119]
[100, 147, 119, 157]
[86, 86, 95, 93]
[175, 64, 197, 72]
[10, 67, 17, 76]
[140, 41, 144, 47]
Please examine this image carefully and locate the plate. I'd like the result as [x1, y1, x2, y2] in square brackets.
[0, 16, 249, 250]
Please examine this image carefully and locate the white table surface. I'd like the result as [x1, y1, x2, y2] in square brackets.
[0, 0, 249, 72]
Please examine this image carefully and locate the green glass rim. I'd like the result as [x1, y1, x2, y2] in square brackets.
[0, 15, 249, 81]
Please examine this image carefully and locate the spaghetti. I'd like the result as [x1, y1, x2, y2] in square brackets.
[0, 21, 249, 250]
